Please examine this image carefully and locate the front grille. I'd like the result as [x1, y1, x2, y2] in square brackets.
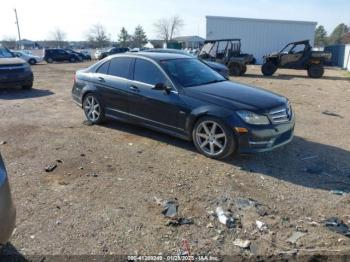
[0, 64, 26, 73]
[269, 105, 291, 124]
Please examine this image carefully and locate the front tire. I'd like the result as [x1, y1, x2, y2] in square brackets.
[70, 57, 76, 63]
[28, 59, 36, 65]
[262, 62, 277, 76]
[192, 116, 236, 159]
[307, 64, 324, 78]
[46, 57, 54, 63]
[83, 94, 105, 124]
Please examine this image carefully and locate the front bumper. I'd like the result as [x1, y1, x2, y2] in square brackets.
[237, 118, 295, 153]
[0, 71, 33, 88]
[0, 179, 16, 245]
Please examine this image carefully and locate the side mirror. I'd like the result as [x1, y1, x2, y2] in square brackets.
[153, 83, 171, 94]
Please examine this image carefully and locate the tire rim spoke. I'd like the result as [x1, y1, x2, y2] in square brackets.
[196, 121, 227, 156]
[85, 96, 100, 122]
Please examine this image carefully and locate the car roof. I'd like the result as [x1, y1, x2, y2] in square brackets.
[110, 52, 192, 61]
[288, 40, 310, 45]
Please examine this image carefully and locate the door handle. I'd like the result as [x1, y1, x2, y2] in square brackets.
[98, 76, 105, 82]
[129, 85, 139, 92]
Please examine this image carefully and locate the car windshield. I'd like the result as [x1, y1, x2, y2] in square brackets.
[161, 58, 226, 87]
[0, 48, 14, 58]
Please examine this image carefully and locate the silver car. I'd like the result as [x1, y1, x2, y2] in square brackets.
[0, 153, 16, 246]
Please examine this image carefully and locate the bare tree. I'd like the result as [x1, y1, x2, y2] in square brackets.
[1, 36, 17, 49]
[87, 24, 110, 48]
[154, 15, 184, 43]
[50, 28, 67, 48]
[169, 15, 184, 40]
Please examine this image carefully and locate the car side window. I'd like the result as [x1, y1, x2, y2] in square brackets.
[108, 57, 132, 79]
[96, 61, 110, 74]
[134, 58, 167, 86]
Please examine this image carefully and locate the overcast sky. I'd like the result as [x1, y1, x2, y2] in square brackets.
[1, 0, 349, 41]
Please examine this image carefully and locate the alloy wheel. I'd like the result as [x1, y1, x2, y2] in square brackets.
[84, 96, 100, 122]
[195, 121, 227, 156]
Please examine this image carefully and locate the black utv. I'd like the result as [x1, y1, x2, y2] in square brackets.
[261, 40, 331, 78]
[198, 39, 254, 76]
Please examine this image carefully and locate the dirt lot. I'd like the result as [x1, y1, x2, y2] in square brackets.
[1, 62, 350, 260]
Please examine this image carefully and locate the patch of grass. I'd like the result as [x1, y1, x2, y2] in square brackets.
[344, 71, 350, 77]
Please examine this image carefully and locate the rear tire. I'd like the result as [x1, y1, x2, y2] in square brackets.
[70, 57, 76, 63]
[46, 57, 54, 63]
[83, 93, 105, 124]
[307, 64, 324, 78]
[240, 65, 247, 76]
[262, 62, 277, 76]
[229, 63, 241, 76]
[192, 116, 236, 159]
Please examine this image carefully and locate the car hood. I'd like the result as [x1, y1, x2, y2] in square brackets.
[0, 58, 26, 65]
[184, 81, 287, 112]
[203, 61, 227, 71]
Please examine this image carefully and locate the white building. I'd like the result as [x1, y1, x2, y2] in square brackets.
[206, 16, 317, 64]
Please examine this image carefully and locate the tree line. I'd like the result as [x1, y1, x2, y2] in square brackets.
[315, 23, 350, 47]
[1, 15, 184, 49]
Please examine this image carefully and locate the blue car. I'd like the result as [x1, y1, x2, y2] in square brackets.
[72, 52, 294, 159]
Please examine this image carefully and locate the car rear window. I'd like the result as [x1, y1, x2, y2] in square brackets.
[96, 61, 110, 74]
[108, 57, 132, 79]
[0, 48, 14, 58]
[134, 58, 167, 85]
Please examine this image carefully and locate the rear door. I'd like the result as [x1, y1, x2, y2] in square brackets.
[128, 58, 183, 130]
[92, 57, 132, 116]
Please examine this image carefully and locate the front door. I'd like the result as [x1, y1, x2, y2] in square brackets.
[128, 58, 183, 131]
[280, 43, 307, 68]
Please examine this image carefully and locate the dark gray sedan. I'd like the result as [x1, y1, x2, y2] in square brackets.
[0, 153, 16, 246]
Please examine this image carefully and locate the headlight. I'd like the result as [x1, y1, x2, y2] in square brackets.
[236, 110, 270, 125]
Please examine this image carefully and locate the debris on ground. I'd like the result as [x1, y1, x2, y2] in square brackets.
[323, 217, 350, 237]
[0, 141, 7, 145]
[233, 239, 251, 249]
[165, 217, 194, 227]
[86, 173, 98, 178]
[162, 199, 179, 218]
[82, 120, 93, 126]
[215, 207, 239, 229]
[235, 197, 268, 216]
[287, 232, 306, 244]
[256, 220, 268, 231]
[330, 190, 346, 196]
[56, 159, 63, 163]
[322, 110, 344, 119]
[45, 164, 57, 172]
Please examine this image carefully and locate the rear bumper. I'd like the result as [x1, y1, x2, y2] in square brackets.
[0, 179, 16, 245]
[237, 117, 295, 153]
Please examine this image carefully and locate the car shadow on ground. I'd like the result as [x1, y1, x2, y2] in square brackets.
[243, 73, 350, 81]
[0, 88, 54, 100]
[103, 121, 350, 193]
[0, 243, 27, 262]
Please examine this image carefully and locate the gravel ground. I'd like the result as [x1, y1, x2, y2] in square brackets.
[0, 62, 350, 260]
